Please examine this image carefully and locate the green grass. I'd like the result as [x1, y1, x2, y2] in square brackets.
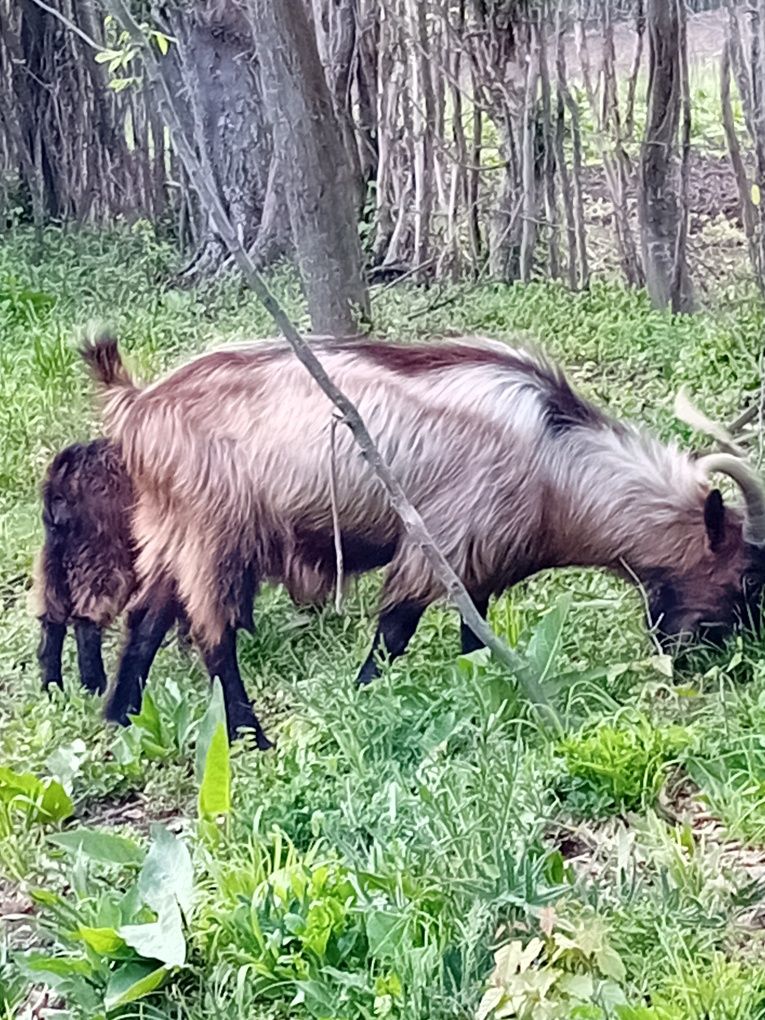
[2, 227, 765, 1018]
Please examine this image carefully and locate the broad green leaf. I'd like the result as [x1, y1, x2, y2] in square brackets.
[525, 594, 572, 685]
[130, 688, 162, 742]
[365, 910, 401, 959]
[138, 825, 193, 919]
[38, 779, 75, 822]
[0, 766, 73, 822]
[16, 952, 93, 985]
[198, 723, 230, 818]
[648, 654, 673, 679]
[48, 828, 144, 866]
[195, 679, 227, 780]
[46, 739, 88, 791]
[476, 986, 505, 1020]
[606, 662, 630, 684]
[75, 926, 126, 955]
[597, 945, 626, 982]
[120, 898, 185, 967]
[196, 679, 231, 819]
[29, 888, 64, 908]
[518, 937, 544, 972]
[419, 712, 461, 755]
[558, 971, 594, 1000]
[104, 960, 168, 1009]
[154, 31, 170, 55]
[753, 183, 761, 207]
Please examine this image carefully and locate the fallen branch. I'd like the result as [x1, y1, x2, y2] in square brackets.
[101, 0, 559, 728]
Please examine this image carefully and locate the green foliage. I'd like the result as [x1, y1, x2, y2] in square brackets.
[196, 680, 231, 820]
[477, 910, 627, 1020]
[1, 228, 765, 1018]
[19, 823, 192, 1016]
[0, 765, 73, 827]
[556, 714, 692, 817]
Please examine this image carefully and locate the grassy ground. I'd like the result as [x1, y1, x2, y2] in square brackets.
[2, 228, 765, 1019]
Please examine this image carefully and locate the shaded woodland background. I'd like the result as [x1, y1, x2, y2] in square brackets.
[1, 0, 763, 325]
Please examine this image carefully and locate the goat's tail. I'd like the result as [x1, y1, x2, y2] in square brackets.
[81, 335, 141, 430]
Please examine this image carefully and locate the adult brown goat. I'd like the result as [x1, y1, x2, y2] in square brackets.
[83, 335, 765, 747]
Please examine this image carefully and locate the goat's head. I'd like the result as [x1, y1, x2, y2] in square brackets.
[645, 454, 765, 650]
[42, 446, 82, 536]
[42, 440, 117, 540]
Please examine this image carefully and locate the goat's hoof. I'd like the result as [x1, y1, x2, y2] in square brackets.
[81, 677, 107, 696]
[103, 705, 133, 727]
[250, 733, 274, 752]
[227, 711, 273, 751]
[355, 667, 377, 687]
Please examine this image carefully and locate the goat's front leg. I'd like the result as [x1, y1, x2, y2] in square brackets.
[73, 619, 107, 694]
[460, 595, 490, 654]
[105, 589, 177, 725]
[38, 617, 66, 690]
[356, 600, 426, 685]
[201, 625, 272, 749]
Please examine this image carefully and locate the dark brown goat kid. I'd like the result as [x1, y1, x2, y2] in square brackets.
[82, 335, 765, 749]
[32, 439, 190, 695]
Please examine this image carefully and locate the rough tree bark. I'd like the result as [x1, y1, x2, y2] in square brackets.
[250, 0, 370, 334]
[748, 1, 765, 290]
[311, 0, 365, 212]
[638, 0, 694, 312]
[158, 0, 288, 283]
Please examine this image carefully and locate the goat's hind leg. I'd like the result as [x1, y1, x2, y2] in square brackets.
[201, 624, 272, 749]
[73, 619, 107, 694]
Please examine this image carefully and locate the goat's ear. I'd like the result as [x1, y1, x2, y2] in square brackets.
[704, 488, 726, 551]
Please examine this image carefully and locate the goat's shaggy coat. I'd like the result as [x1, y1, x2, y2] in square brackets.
[83, 335, 765, 744]
[32, 439, 139, 693]
[32, 439, 194, 695]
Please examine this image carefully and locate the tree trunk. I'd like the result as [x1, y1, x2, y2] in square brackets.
[251, 0, 370, 335]
[311, 0, 365, 212]
[639, 0, 694, 312]
[749, 1, 765, 291]
[159, 1, 287, 284]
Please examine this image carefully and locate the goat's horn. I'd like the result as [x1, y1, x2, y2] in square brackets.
[674, 386, 745, 457]
[697, 452, 765, 546]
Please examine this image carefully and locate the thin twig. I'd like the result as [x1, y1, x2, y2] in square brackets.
[329, 413, 345, 613]
[27, 0, 101, 50]
[369, 256, 436, 298]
